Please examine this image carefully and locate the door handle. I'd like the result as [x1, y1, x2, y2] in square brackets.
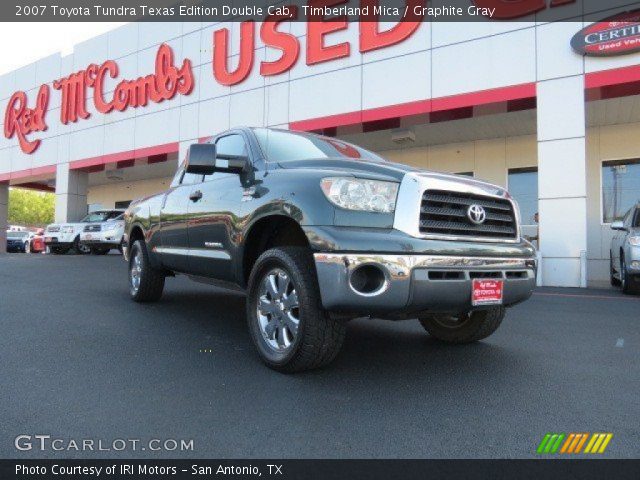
[189, 190, 203, 202]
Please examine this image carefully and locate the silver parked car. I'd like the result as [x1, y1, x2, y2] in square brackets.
[610, 202, 640, 294]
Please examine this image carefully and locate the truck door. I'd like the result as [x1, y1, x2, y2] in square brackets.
[186, 133, 249, 280]
[159, 165, 203, 272]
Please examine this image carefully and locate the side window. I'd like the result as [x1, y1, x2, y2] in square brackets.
[216, 134, 248, 158]
[203, 134, 248, 181]
[634, 208, 640, 228]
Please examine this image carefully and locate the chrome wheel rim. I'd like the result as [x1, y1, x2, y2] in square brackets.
[130, 249, 142, 294]
[256, 268, 300, 352]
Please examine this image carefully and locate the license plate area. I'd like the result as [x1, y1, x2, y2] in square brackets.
[471, 279, 504, 306]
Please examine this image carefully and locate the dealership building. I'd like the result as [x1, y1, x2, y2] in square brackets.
[2, 2, 640, 288]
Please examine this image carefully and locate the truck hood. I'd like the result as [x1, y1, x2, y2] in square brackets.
[276, 158, 508, 194]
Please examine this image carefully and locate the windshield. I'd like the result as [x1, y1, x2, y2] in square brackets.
[81, 211, 122, 223]
[254, 128, 385, 163]
[7, 231, 29, 239]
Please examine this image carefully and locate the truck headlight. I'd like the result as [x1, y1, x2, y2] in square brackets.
[320, 177, 399, 213]
[629, 236, 640, 246]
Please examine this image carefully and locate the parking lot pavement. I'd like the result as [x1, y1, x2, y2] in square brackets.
[1, 254, 638, 459]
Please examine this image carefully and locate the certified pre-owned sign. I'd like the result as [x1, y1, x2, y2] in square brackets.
[572, 9, 640, 56]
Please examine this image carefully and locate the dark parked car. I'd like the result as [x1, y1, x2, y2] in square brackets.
[6, 231, 31, 253]
[124, 128, 537, 372]
[610, 202, 640, 294]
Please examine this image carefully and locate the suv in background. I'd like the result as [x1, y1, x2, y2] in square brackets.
[45, 210, 123, 255]
[610, 202, 640, 294]
[80, 213, 125, 255]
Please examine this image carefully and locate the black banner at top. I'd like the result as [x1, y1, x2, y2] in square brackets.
[4, 0, 639, 22]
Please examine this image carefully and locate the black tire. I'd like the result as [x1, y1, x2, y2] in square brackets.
[90, 247, 110, 255]
[610, 254, 622, 287]
[246, 247, 346, 373]
[419, 306, 506, 344]
[72, 236, 90, 255]
[50, 246, 70, 255]
[129, 239, 165, 302]
[24, 241, 30, 254]
[621, 254, 640, 295]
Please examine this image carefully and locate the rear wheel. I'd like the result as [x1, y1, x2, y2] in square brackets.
[129, 239, 165, 302]
[246, 247, 346, 373]
[419, 307, 506, 344]
[621, 254, 640, 295]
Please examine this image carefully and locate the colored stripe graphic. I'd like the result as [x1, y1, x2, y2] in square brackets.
[537, 433, 565, 454]
[539, 433, 613, 454]
[584, 433, 614, 454]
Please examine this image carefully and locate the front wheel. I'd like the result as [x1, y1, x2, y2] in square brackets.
[610, 255, 622, 287]
[246, 247, 346, 373]
[621, 254, 640, 295]
[419, 307, 506, 344]
[129, 239, 165, 302]
[73, 236, 91, 255]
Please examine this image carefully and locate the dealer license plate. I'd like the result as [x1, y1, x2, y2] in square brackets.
[471, 279, 503, 306]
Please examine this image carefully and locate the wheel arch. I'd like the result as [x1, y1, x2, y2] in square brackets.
[240, 214, 311, 287]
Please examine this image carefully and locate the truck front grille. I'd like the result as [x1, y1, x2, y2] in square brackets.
[84, 224, 101, 232]
[47, 226, 60, 233]
[419, 190, 518, 240]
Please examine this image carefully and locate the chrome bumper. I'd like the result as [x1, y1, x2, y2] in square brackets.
[314, 253, 537, 315]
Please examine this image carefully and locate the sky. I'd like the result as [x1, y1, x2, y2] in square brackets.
[0, 22, 126, 76]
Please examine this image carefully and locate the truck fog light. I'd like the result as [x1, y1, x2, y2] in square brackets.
[349, 264, 387, 296]
[631, 261, 640, 270]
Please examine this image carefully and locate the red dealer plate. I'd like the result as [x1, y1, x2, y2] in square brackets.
[471, 279, 504, 306]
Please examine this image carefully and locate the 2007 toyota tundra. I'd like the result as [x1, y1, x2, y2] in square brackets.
[123, 127, 537, 372]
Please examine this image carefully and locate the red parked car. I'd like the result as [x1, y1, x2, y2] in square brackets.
[26, 228, 45, 253]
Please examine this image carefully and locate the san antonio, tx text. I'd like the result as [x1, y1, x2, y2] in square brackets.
[37, 4, 496, 19]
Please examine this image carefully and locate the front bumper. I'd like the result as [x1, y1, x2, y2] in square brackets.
[314, 253, 537, 316]
[626, 245, 640, 273]
[80, 232, 122, 248]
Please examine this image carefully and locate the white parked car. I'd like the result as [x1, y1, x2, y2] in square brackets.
[80, 213, 126, 255]
[45, 210, 123, 255]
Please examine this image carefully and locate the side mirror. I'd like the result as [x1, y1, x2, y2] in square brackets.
[215, 153, 249, 173]
[611, 220, 626, 231]
[186, 143, 217, 175]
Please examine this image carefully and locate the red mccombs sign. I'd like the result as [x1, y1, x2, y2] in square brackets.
[4, 0, 580, 155]
[571, 9, 640, 57]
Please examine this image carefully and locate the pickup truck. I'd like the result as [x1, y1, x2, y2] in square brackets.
[124, 127, 537, 372]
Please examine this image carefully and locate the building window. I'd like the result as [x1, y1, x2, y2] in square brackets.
[115, 200, 131, 209]
[455, 171, 474, 177]
[602, 159, 640, 223]
[508, 168, 538, 226]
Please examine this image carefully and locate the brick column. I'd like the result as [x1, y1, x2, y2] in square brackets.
[536, 75, 587, 287]
[55, 164, 88, 223]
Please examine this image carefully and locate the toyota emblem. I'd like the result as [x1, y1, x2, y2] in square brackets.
[467, 204, 486, 225]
